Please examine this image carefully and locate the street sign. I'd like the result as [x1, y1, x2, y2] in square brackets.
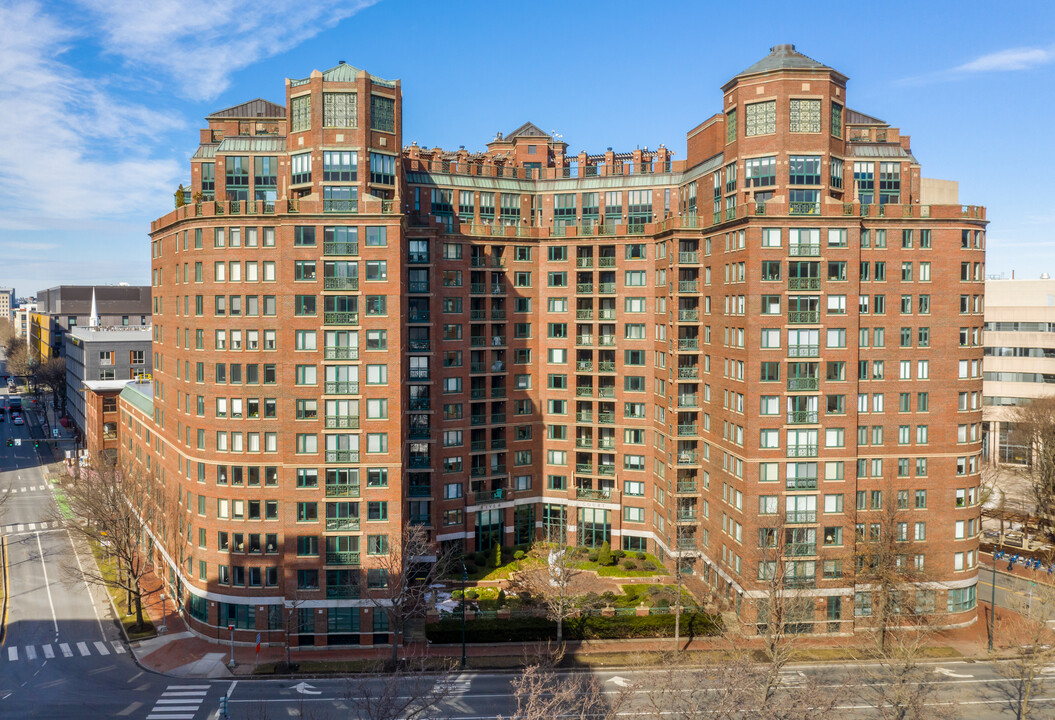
[52, 428, 59, 437]
[14, 438, 20, 446]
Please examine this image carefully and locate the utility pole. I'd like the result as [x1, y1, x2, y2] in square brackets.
[460, 560, 468, 669]
[989, 550, 997, 652]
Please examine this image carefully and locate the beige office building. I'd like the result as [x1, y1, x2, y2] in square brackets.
[983, 277, 1055, 464]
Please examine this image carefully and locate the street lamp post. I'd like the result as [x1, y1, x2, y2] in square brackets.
[460, 560, 468, 669]
[159, 592, 167, 635]
[990, 551, 997, 652]
[228, 624, 236, 668]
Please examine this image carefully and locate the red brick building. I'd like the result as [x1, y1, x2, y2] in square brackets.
[131, 45, 986, 647]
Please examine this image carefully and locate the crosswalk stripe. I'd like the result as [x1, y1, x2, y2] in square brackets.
[27, 523, 36, 531]
[157, 698, 204, 704]
[16, 524, 23, 531]
[161, 693, 206, 699]
[42, 644, 54, 659]
[25, 645, 37, 661]
[59, 643, 72, 657]
[146, 715, 196, 720]
[167, 685, 210, 690]
[93, 641, 110, 656]
[7, 646, 17, 661]
[76, 642, 89, 656]
[112, 641, 126, 654]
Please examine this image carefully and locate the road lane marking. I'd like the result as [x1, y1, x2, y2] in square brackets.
[7, 646, 17, 661]
[59, 643, 72, 657]
[93, 641, 110, 655]
[25, 645, 37, 661]
[66, 527, 108, 641]
[42, 644, 54, 659]
[36, 532, 59, 634]
[76, 641, 89, 656]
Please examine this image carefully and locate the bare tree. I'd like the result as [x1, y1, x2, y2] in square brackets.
[343, 657, 458, 720]
[55, 457, 153, 630]
[508, 524, 585, 644]
[991, 557, 1055, 719]
[366, 523, 455, 667]
[34, 356, 66, 414]
[0, 318, 15, 349]
[500, 650, 632, 720]
[1016, 397, 1055, 538]
[4, 340, 33, 386]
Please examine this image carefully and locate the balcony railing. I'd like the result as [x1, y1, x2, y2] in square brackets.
[576, 488, 612, 501]
[324, 241, 359, 256]
[324, 312, 359, 326]
[785, 511, 817, 524]
[679, 251, 699, 264]
[678, 395, 698, 408]
[598, 282, 616, 294]
[788, 244, 820, 257]
[326, 585, 361, 599]
[325, 517, 360, 532]
[325, 450, 360, 463]
[325, 415, 360, 429]
[597, 413, 615, 424]
[678, 338, 699, 351]
[408, 426, 431, 439]
[598, 257, 616, 267]
[678, 281, 699, 293]
[597, 464, 615, 476]
[325, 483, 360, 498]
[408, 339, 431, 352]
[576, 387, 593, 397]
[677, 424, 698, 436]
[597, 387, 615, 398]
[787, 345, 819, 358]
[787, 377, 819, 391]
[597, 438, 615, 450]
[677, 452, 698, 465]
[408, 398, 431, 411]
[325, 381, 359, 394]
[678, 309, 699, 322]
[408, 485, 432, 497]
[408, 310, 430, 323]
[470, 283, 486, 294]
[598, 361, 616, 372]
[677, 481, 698, 493]
[576, 412, 593, 423]
[576, 309, 593, 320]
[576, 360, 593, 372]
[788, 277, 820, 291]
[575, 438, 593, 449]
[677, 510, 697, 522]
[576, 335, 593, 346]
[678, 366, 699, 379]
[577, 283, 594, 294]
[788, 310, 819, 324]
[325, 551, 361, 566]
[787, 411, 818, 424]
[576, 257, 594, 268]
[408, 455, 431, 468]
[786, 445, 818, 458]
[474, 488, 508, 503]
[324, 277, 359, 290]
[576, 462, 594, 474]
[786, 478, 818, 490]
[324, 346, 359, 360]
[598, 309, 616, 320]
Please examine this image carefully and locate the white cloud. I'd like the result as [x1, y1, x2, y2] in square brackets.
[77, 0, 380, 101]
[0, 1, 184, 229]
[953, 46, 1055, 73]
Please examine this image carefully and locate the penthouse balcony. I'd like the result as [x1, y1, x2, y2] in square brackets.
[576, 487, 614, 501]
[678, 309, 699, 322]
[678, 251, 700, 264]
[788, 244, 820, 257]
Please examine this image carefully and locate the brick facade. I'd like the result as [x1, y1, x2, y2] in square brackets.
[126, 45, 985, 646]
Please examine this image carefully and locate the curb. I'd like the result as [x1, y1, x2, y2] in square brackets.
[0, 536, 8, 646]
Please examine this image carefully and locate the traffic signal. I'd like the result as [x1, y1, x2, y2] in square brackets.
[6, 438, 11, 447]
[34, 441, 39, 448]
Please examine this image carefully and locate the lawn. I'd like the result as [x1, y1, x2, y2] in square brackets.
[88, 540, 156, 641]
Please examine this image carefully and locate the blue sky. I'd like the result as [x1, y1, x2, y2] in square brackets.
[0, 0, 1052, 297]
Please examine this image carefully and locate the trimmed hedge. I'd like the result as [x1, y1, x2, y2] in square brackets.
[426, 612, 721, 644]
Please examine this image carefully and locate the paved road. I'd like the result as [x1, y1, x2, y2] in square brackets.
[0, 370, 227, 719]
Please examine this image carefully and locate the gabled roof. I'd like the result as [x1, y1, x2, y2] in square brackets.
[845, 108, 885, 125]
[727, 44, 847, 87]
[506, 122, 551, 140]
[207, 98, 286, 120]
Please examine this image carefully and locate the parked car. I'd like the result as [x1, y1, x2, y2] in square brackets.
[1004, 531, 1025, 547]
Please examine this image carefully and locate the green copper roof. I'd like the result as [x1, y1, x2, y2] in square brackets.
[291, 62, 397, 89]
[120, 381, 153, 417]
